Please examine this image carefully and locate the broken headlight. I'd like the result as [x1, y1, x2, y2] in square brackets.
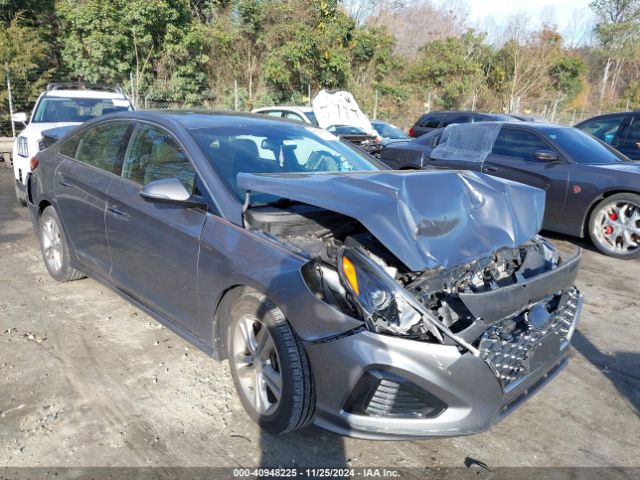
[337, 247, 430, 337]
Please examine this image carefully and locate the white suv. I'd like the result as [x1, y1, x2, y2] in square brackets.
[12, 83, 133, 205]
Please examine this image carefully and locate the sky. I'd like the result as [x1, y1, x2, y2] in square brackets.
[465, 0, 596, 44]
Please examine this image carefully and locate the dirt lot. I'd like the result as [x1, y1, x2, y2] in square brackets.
[0, 167, 638, 469]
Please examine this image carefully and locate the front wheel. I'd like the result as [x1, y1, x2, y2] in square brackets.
[589, 193, 640, 259]
[227, 290, 315, 434]
[38, 207, 85, 282]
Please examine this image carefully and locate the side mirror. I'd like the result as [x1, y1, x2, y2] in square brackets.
[12, 112, 27, 124]
[139, 178, 205, 207]
[534, 150, 560, 162]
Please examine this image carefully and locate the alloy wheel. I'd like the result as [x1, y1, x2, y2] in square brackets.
[41, 217, 63, 273]
[231, 314, 283, 416]
[592, 200, 640, 254]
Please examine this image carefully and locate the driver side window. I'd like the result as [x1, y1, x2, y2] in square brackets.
[122, 124, 196, 193]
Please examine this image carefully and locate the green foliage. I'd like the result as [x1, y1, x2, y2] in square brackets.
[549, 56, 586, 101]
[0, 19, 50, 111]
[409, 31, 488, 109]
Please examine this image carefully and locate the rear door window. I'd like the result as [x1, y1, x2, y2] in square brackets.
[441, 114, 473, 127]
[284, 112, 305, 123]
[491, 128, 552, 161]
[418, 115, 441, 129]
[58, 133, 82, 158]
[621, 117, 640, 145]
[577, 115, 626, 145]
[75, 121, 131, 174]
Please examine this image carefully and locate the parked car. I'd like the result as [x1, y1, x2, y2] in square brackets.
[253, 89, 377, 137]
[381, 121, 640, 258]
[408, 111, 517, 138]
[367, 120, 411, 157]
[28, 111, 582, 439]
[326, 124, 379, 152]
[11, 82, 133, 206]
[575, 111, 640, 160]
[251, 106, 319, 127]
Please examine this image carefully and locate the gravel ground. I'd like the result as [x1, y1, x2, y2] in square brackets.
[0, 167, 638, 469]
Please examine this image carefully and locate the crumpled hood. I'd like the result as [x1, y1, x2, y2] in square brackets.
[237, 170, 546, 271]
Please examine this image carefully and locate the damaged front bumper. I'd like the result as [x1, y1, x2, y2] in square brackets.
[303, 250, 583, 440]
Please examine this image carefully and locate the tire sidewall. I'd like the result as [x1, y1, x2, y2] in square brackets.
[226, 294, 303, 433]
[39, 207, 73, 281]
[589, 193, 640, 259]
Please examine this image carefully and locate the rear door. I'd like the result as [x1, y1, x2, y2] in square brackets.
[54, 120, 132, 274]
[105, 122, 207, 332]
[614, 115, 640, 160]
[482, 127, 570, 229]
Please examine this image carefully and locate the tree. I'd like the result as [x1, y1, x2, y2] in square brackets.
[56, 0, 208, 105]
[590, 0, 640, 108]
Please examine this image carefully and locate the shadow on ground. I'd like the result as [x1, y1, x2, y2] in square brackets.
[572, 329, 640, 417]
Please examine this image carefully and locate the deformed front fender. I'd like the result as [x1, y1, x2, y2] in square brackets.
[196, 215, 364, 349]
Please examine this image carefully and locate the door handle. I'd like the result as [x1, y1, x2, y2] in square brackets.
[58, 179, 73, 187]
[484, 166, 498, 173]
[108, 206, 128, 217]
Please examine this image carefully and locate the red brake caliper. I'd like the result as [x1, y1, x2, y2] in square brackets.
[605, 210, 618, 235]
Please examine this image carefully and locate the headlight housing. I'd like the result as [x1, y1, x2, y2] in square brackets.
[337, 247, 438, 339]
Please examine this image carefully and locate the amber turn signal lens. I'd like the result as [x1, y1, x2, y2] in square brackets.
[342, 256, 359, 296]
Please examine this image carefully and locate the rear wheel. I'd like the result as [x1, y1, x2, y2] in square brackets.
[38, 207, 85, 282]
[227, 290, 315, 434]
[589, 193, 640, 259]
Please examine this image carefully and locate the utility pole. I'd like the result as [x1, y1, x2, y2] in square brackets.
[373, 89, 379, 120]
[426, 92, 431, 113]
[308, 83, 311, 107]
[234, 79, 238, 111]
[5, 65, 16, 138]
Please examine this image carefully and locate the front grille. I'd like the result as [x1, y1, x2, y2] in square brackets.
[478, 287, 581, 389]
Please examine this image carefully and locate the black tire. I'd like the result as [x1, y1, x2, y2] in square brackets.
[226, 289, 315, 434]
[38, 206, 85, 282]
[15, 183, 27, 207]
[588, 193, 640, 259]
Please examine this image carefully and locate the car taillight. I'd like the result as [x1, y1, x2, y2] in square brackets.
[30, 157, 39, 171]
[408, 127, 415, 137]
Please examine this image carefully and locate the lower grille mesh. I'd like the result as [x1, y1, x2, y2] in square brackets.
[478, 287, 580, 388]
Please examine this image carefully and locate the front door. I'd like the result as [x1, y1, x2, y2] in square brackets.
[482, 127, 570, 230]
[105, 123, 207, 333]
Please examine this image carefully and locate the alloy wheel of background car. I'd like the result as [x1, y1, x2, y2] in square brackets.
[226, 290, 315, 434]
[590, 193, 640, 259]
[38, 207, 85, 282]
[232, 314, 282, 416]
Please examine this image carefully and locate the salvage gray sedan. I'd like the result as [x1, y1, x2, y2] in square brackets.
[26, 111, 583, 439]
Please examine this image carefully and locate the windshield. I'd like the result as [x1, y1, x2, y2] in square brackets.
[190, 124, 385, 202]
[327, 125, 367, 135]
[32, 97, 132, 123]
[543, 127, 630, 164]
[373, 122, 408, 139]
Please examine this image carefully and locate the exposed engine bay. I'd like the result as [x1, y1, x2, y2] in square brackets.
[245, 202, 581, 359]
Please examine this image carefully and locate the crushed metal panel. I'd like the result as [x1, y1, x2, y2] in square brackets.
[237, 170, 546, 271]
[431, 123, 502, 163]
